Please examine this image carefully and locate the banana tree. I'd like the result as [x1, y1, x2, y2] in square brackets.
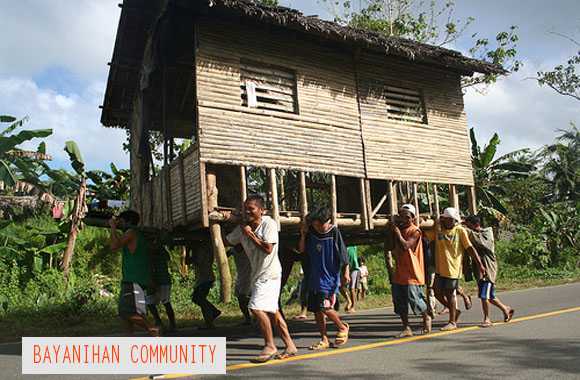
[60, 141, 87, 278]
[470, 128, 534, 222]
[0, 115, 52, 190]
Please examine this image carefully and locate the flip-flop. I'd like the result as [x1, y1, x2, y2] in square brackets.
[480, 321, 493, 328]
[309, 341, 330, 351]
[275, 350, 298, 360]
[293, 315, 307, 321]
[397, 328, 414, 338]
[504, 309, 515, 323]
[251, 352, 278, 363]
[334, 322, 350, 347]
[440, 323, 457, 332]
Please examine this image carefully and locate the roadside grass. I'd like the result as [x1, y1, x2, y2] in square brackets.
[2, 264, 579, 343]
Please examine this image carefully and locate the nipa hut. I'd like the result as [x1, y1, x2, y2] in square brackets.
[101, 0, 504, 300]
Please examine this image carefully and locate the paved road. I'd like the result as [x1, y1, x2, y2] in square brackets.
[2, 283, 580, 380]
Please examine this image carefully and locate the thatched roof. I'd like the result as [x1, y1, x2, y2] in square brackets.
[101, 0, 505, 128]
[211, 0, 504, 75]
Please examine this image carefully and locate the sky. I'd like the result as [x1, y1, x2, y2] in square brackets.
[0, 0, 578, 172]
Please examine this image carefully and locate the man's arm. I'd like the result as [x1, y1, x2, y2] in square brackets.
[242, 225, 274, 254]
[392, 226, 421, 252]
[109, 219, 134, 252]
[466, 246, 486, 277]
[298, 220, 308, 254]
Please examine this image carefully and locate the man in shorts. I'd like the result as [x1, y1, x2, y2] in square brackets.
[299, 207, 350, 350]
[109, 210, 158, 336]
[423, 207, 486, 331]
[226, 195, 297, 363]
[386, 205, 432, 337]
[465, 215, 515, 327]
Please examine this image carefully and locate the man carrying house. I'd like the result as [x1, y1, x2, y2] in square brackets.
[464, 215, 515, 327]
[423, 207, 486, 331]
[109, 210, 159, 336]
[386, 204, 432, 337]
[226, 195, 297, 363]
[299, 207, 351, 350]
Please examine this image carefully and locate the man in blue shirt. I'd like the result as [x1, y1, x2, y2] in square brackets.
[299, 207, 351, 350]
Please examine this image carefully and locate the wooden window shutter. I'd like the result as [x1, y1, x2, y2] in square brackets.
[385, 86, 427, 124]
[240, 61, 298, 114]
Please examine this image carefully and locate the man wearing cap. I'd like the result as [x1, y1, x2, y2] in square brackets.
[386, 204, 432, 337]
[423, 207, 486, 331]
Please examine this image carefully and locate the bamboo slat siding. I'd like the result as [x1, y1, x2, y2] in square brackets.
[195, 19, 366, 178]
[138, 146, 203, 229]
[357, 52, 474, 185]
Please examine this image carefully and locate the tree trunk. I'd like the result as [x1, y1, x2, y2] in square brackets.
[62, 177, 87, 279]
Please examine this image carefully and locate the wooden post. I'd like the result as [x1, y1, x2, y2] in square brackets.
[268, 168, 280, 230]
[449, 184, 459, 210]
[206, 172, 232, 303]
[426, 182, 433, 216]
[388, 180, 397, 222]
[330, 174, 337, 225]
[239, 166, 247, 209]
[467, 185, 477, 215]
[299, 171, 308, 220]
[279, 171, 287, 211]
[365, 179, 374, 229]
[433, 184, 441, 217]
[413, 183, 420, 224]
[360, 178, 369, 230]
[178, 156, 188, 223]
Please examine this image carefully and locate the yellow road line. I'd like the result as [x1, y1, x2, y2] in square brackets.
[131, 305, 580, 379]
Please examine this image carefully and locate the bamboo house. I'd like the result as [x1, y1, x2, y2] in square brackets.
[101, 0, 505, 299]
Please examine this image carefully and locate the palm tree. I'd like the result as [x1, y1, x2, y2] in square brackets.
[470, 128, 535, 221]
[540, 123, 579, 203]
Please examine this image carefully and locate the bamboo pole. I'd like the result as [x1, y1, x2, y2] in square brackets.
[239, 165, 247, 210]
[365, 179, 374, 229]
[330, 174, 337, 225]
[279, 171, 287, 211]
[371, 194, 388, 218]
[360, 178, 369, 230]
[467, 185, 477, 215]
[413, 183, 420, 225]
[206, 172, 232, 303]
[426, 182, 433, 216]
[268, 168, 280, 230]
[433, 184, 441, 217]
[449, 184, 459, 210]
[388, 181, 397, 222]
[299, 171, 308, 220]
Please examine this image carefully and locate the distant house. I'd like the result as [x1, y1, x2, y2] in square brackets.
[101, 0, 503, 297]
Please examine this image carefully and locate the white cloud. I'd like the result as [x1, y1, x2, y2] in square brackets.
[465, 60, 579, 155]
[0, 1, 119, 79]
[0, 77, 129, 171]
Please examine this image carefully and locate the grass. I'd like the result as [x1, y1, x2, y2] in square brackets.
[2, 265, 579, 343]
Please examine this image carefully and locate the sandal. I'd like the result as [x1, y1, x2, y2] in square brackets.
[440, 322, 457, 331]
[334, 322, 350, 347]
[309, 341, 330, 351]
[398, 328, 414, 338]
[480, 321, 493, 328]
[251, 352, 278, 363]
[276, 350, 298, 360]
[504, 309, 515, 323]
[293, 315, 307, 321]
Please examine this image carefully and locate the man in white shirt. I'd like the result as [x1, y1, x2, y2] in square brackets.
[226, 195, 297, 363]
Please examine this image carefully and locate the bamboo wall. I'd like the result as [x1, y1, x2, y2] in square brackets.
[194, 19, 474, 186]
[357, 52, 474, 185]
[195, 18, 365, 178]
[139, 145, 203, 229]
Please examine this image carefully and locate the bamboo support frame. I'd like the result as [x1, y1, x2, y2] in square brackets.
[426, 182, 433, 216]
[206, 172, 232, 303]
[433, 184, 440, 217]
[365, 179, 374, 229]
[371, 194, 388, 218]
[330, 175, 337, 225]
[359, 178, 369, 230]
[449, 184, 459, 210]
[268, 168, 280, 230]
[299, 171, 308, 220]
[279, 171, 287, 211]
[388, 180, 397, 222]
[239, 165, 247, 208]
[467, 185, 477, 215]
[413, 183, 420, 224]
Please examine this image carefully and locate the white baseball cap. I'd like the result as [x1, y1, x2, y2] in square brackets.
[442, 207, 461, 222]
[400, 204, 416, 217]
